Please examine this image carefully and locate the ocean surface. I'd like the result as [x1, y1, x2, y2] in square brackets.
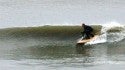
[0, 23, 125, 70]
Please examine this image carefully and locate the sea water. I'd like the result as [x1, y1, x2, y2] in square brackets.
[0, 0, 125, 69]
[0, 23, 125, 70]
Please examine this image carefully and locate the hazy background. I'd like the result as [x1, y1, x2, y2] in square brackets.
[0, 0, 125, 28]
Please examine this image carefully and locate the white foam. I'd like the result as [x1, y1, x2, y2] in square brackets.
[86, 34, 107, 45]
[102, 22, 123, 27]
[86, 22, 125, 45]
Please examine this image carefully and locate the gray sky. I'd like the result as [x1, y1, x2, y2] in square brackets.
[0, 0, 125, 28]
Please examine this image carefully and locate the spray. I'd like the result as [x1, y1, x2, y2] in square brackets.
[86, 22, 125, 45]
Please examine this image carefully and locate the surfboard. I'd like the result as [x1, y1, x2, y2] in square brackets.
[77, 35, 98, 44]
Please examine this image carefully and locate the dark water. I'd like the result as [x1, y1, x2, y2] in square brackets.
[0, 25, 125, 70]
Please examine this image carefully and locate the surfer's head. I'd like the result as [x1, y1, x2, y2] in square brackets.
[82, 23, 85, 27]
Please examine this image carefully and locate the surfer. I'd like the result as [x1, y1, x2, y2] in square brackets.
[81, 23, 94, 39]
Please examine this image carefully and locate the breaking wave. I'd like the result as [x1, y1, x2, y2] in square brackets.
[87, 22, 125, 45]
[0, 22, 124, 46]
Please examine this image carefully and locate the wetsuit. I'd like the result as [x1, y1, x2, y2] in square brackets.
[81, 25, 94, 39]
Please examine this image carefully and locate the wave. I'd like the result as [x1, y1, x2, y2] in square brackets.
[0, 25, 101, 39]
[0, 22, 125, 60]
[0, 22, 125, 45]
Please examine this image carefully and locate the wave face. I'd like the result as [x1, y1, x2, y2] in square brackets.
[0, 25, 101, 41]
